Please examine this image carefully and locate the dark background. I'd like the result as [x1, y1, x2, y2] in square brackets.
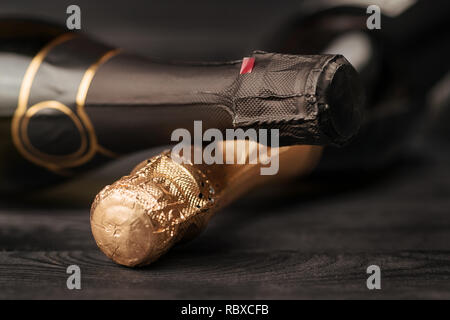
[1, 0, 450, 299]
[1, 0, 307, 60]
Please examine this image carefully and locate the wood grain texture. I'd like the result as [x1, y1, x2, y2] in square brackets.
[1, 250, 450, 299]
[1, 142, 450, 299]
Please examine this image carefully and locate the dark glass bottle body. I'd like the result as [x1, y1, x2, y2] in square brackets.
[0, 19, 241, 193]
[0, 19, 362, 194]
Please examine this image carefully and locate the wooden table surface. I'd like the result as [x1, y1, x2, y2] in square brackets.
[1, 141, 450, 299]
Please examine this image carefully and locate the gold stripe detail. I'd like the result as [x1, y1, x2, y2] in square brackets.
[73, 48, 121, 165]
[12, 33, 77, 172]
[12, 33, 121, 172]
[97, 145, 119, 158]
[21, 100, 88, 160]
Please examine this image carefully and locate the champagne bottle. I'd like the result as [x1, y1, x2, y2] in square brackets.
[0, 19, 362, 194]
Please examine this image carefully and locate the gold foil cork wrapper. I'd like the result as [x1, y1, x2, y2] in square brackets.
[90, 151, 216, 267]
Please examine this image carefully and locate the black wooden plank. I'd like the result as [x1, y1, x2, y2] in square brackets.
[0, 143, 449, 298]
[1, 250, 450, 299]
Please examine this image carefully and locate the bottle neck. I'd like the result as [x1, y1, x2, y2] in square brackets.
[85, 52, 241, 154]
[195, 142, 323, 208]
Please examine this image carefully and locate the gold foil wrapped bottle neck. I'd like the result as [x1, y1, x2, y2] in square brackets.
[91, 151, 216, 267]
[91, 143, 323, 267]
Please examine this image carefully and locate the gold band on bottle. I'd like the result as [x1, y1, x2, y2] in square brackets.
[12, 33, 120, 173]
